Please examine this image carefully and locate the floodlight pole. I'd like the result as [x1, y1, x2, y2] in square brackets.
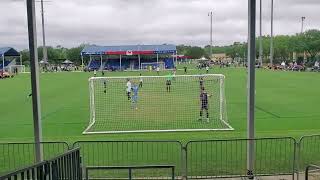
[26, 0, 43, 162]
[20, 54, 23, 65]
[120, 54, 122, 70]
[209, 11, 213, 59]
[301, 16, 306, 33]
[40, 0, 48, 62]
[247, 0, 256, 179]
[2, 55, 4, 73]
[259, 0, 263, 66]
[100, 54, 103, 71]
[81, 55, 84, 70]
[270, 0, 274, 66]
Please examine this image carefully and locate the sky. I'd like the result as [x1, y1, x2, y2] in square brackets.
[0, 0, 319, 50]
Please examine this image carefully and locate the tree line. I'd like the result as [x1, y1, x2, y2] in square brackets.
[20, 29, 320, 66]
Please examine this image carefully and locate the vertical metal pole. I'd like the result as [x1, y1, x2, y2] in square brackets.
[247, 0, 256, 179]
[120, 54, 122, 70]
[301, 17, 305, 33]
[156, 53, 159, 64]
[100, 54, 103, 71]
[138, 54, 141, 70]
[270, 0, 274, 66]
[20, 54, 23, 65]
[259, 0, 263, 65]
[40, 0, 48, 62]
[2, 55, 4, 73]
[26, 0, 43, 162]
[210, 11, 213, 59]
[81, 55, 84, 69]
[128, 168, 132, 180]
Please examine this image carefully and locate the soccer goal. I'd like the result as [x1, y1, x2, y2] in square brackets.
[8, 65, 26, 73]
[83, 74, 233, 134]
[141, 62, 165, 70]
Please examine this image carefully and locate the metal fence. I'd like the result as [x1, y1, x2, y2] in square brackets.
[0, 148, 81, 180]
[86, 165, 175, 180]
[305, 164, 320, 180]
[73, 141, 183, 179]
[298, 135, 320, 175]
[0, 142, 69, 175]
[1, 135, 320, 180]
[185, 137, 296, 179]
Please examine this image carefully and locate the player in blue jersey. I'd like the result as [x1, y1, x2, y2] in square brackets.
[131, 83, 139, 109]
[199, 87, 211, 122]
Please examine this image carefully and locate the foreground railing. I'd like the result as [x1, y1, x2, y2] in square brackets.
[86, 165, 175, 180]
[305, 164, 320, 180]
[185, 137, 296, 179]
[0, 134, 320, 180]
[0, 148, 81, 180]
[0, 142, 69, 175]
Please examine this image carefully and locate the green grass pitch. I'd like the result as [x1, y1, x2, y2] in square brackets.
[0, 67, 320, 143]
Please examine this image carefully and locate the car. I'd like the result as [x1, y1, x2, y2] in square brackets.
[0, 71, 14, 79]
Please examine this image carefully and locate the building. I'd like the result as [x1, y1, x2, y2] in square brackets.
[81, 44, 177, 71]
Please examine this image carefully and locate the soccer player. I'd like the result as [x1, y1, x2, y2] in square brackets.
[206, 66, 209, 73]
[139, 73, 143, 88]
[166, 73, 173, 92]
[156, 66, 160, 75]
[93, 69, 97, 77]
[103, 80, 107, 93]
[184, 66, 187, 74]
[199, 77, 204, 90]
[199, 87, 211, 122]
[131, 83, 139, 109]
[126, 79, 132, 100]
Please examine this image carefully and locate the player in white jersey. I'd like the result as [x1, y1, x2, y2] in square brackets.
[126, 79, 132, 100]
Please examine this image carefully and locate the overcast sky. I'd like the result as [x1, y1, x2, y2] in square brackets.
[0, 0, 319, 50]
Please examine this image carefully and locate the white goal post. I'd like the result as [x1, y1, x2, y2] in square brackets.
[141, 62, 165, 70]
[83, 74, 233, 134]
[8, 65, 26, 73]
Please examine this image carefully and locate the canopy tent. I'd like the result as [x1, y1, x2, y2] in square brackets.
[39, 60, 49, 64]
[0, 47, 21, 71]
[0, 47, 20, 57]
[80, 44, 177, 70]
[62, 59, 73, 64]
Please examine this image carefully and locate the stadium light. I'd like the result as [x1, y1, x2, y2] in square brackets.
[247, 0, 256, 179]
[26, 0, 43, 162]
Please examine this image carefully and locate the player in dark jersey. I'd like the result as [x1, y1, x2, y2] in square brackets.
[199, 87, 211, 122]
[103, 80, 107, 93]
[166, 73, 173, 92]
[199, 77, 204, 90]
[166, 79, 171, 92]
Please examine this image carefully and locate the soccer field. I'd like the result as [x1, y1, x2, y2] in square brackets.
[0, 67, 320, 143]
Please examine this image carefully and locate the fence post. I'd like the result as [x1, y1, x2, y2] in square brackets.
[181, 145, 188, 180]
[128, 168, 132, 180]
[296, 139, 301, 180]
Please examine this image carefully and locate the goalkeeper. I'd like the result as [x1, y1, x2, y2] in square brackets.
[199, 87, 211, 122]
[166, 73, 173, 92]
[131, 83, 139, 110]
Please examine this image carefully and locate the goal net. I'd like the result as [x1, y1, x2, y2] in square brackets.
[141, 62, 165, 70]
[8, 65, 25, 73]
[83, 74, 233, 134]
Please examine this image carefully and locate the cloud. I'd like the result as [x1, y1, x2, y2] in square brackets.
[0, 0, 319, 50]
